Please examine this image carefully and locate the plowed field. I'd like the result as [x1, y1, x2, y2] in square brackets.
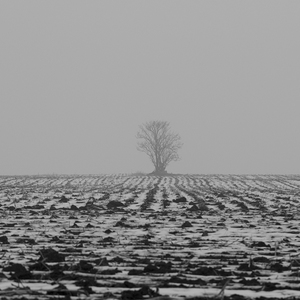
[1, 174, 300, 299]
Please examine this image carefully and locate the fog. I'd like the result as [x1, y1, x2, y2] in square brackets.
[0, 1, 300, 175]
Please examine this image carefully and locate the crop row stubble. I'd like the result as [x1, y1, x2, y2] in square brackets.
[1, 175, 300, 299]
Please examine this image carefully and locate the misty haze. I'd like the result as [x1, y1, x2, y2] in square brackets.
[0, 1, 300, 299]
[1, 1, 300, 175]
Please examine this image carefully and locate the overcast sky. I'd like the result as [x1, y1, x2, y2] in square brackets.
[0, 1, 300, 175]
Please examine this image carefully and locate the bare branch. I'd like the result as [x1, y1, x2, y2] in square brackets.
[136, 121, 183, 174]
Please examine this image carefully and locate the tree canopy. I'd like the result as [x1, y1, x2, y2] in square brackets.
[137, 121, 183, 175]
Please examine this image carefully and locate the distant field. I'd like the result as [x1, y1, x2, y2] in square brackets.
[1, 174, 300, 299]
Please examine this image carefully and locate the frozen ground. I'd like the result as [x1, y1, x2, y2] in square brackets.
[0, 174, 300, 299]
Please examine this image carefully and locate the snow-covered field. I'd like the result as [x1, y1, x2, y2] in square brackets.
[1, 174, 300, 299]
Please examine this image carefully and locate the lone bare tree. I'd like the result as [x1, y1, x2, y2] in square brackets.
[137, 121, 183, 175]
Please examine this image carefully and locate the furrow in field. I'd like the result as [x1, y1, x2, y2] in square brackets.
[1, 174, 300, 300]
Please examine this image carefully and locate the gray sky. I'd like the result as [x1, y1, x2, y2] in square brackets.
[0, 1, 300, 175]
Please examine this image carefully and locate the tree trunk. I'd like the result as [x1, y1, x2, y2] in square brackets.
[152, 165, 168, 175]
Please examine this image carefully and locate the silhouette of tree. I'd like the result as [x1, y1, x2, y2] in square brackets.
[137, 121, 183, 174]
